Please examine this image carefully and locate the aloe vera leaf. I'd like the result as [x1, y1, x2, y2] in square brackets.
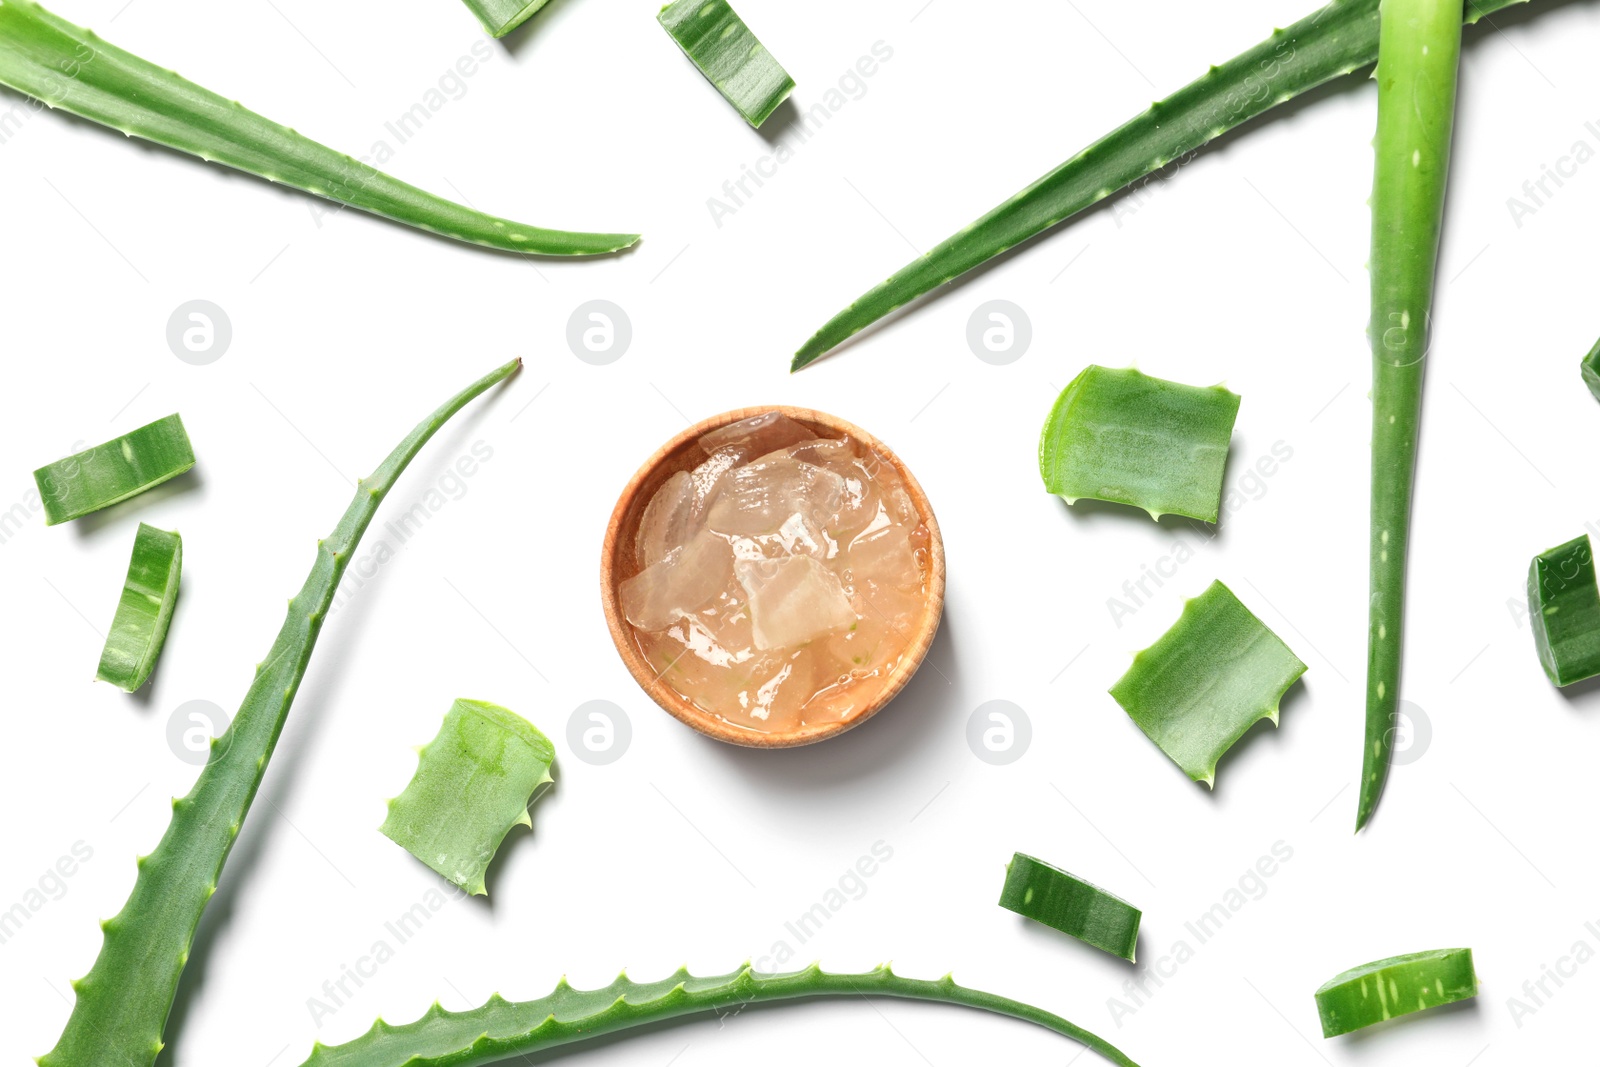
[380, 699, 554, 895]
[1581, 337, 1600, 402]
[1038, 365, 1240, 522]
[790, 0, 1536, 369]
[0, 2, 637, 257]
[39, 359, 520, 1067]
[1109, 580, 1306, 787]
[32, 413, 195, 526]
[1314, 948, 1477, 1037]
[1527, 535, 1600, 686]
[998, 853, 1141, 962]
[460, 0, 551, 38]
[95, 523, 182, 693]
[658, 0, 795, 128]
[1356, 0, 1462, 834]
[300, 962, 1143, 1067]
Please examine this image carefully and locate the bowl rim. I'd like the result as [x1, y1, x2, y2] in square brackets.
[598, 405, 946, 748]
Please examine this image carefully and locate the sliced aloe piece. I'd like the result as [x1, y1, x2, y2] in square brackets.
[33, 414, 195, 525]
[95, 524, 182, 692]
[1528, 534, 1600, 686]
[998, 853, 1140, 961]
[1109, 581, 1305, 787]
[381, 698, 555, 895]
[658, 0, 795, 128]
[460, 0, 551, 37]
[1039, 366, 1240, 523]
[1582, 338, 1600, 402]
[1315, 948, 1477, 1037]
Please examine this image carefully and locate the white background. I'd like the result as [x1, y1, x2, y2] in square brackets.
[2, 0, 1598, 1064]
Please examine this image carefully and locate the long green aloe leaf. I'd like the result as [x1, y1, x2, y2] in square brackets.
[40, 358, 520, 1067]
[790, 0, 1534, 369]
[300, 963, 1142, 1067]
[1356, 0, 1461, 833]
[0, 1, 636, 256]
[96, 523, 182, 692]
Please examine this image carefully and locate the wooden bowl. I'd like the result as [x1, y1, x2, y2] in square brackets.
[600, 406, 946, 748]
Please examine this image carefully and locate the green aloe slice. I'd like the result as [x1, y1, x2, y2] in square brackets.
[1109, 580, 1305, 787]
[1581, 337, 1600, 402]
[1315, 948, 1477, 1037]
[998, 853, 1140, 962]
[0, 1, 637, 256]
[33, 414, 195, 525]
[301, 963, 1143, 1067]
[1039, 366, 1240, 522]
[658, 0, 795, 128]
[460, 0, 551, 37]
[95, 524, 182, 692]
[1528, 534, 1600, 686]
[381, 699, 555, 896]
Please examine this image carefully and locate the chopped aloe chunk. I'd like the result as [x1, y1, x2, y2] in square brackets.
[33, 414, 195, 525]
[1528, 534, 1600, 686]
[1039, 366, 1241, 523]
[381, 699, 555, 896]
[95, 524, 182, 692]
[658, 0, 795, 128]
[1583, 337, 1600, 402]
[1109, 581, 1305, 787]
[459, 0, 550, 37]
[998, 853, 1140, 961]
[1315, 948, 1477, 1037]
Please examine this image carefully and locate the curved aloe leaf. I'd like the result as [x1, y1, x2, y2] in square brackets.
[1315, 948, 1477, 1036]
[40, 359, 520, 1067]
[1356, 0, 1462, 833]
[300, 963, 1142, 1067]
[33, 414, 195, 525]
[1109, 580, 1306, 787]
[998, 853, 1141, 962]
[96, 523, 182, 692]
[380, 698, 554, 895]
[1582, 336, 1600, 401]
[0, 1, 637, 256]
[791, 0, 1536, 369]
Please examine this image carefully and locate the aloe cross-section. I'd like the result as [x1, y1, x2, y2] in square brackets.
[33, 414, 194, 525]
[998, 853, 1141, 961]
[96, 523, 182, 692]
